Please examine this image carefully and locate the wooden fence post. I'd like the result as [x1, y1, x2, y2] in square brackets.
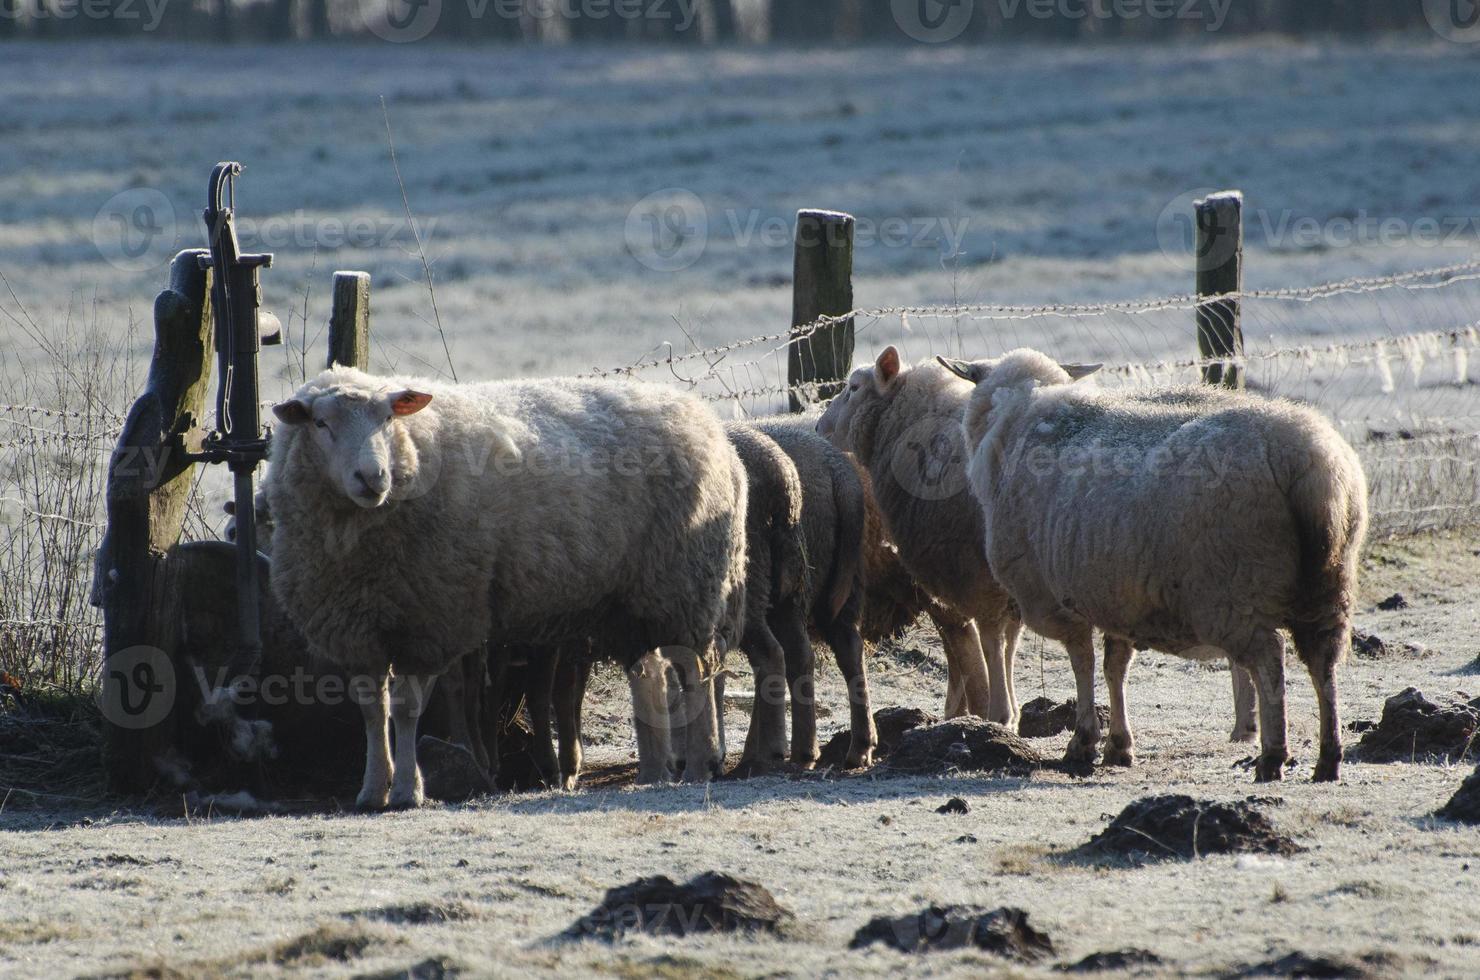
[93, 249, 214, 794]
[787, 209, 855, 412]
[1195, 190, 1244, 389]
[327, 271, 371, 371]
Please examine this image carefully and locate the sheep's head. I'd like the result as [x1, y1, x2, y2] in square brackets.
[937, 349, 1101, 452]
[815, 346, 904, 464]
[272, 384, 432, 509]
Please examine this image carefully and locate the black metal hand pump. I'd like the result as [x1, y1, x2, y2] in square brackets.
[196, 163, 280, 677]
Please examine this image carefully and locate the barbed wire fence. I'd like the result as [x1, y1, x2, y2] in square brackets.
[581, 257, 1480, 538]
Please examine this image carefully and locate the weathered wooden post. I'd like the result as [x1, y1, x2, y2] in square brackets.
[327, 271, 371, 370]
[1195, 190, 1245, 389]
[787, 209, 855, 412]
[92, 249, 213, 793]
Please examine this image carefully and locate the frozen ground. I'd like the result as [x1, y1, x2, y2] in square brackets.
[2, 38, 1479, 394]
[2, 531, 1478, 978]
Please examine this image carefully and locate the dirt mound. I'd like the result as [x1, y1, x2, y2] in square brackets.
[886, 718, 1045, 775]
[270, 924, 373, 966]
[1017, 697, 1109, 738]
[1056, 948, 1165, 972]
[1225, 950, 1406, 978]
[1354, 688, 1479, 763]
[817, 706, 938, 769]
[850, 905, 1053, 961]
[563, 872, 792, 940]
[1436, 764, 1480, 824]
[1074, 795, 1303, 862]
[418, 736, 493, 802]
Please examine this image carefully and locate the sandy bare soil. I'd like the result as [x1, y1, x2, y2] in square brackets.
[2, 529, 1478, 978]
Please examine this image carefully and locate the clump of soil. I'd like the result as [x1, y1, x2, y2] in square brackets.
[1226, 950, 1406, 978]
[1435, 764, 1480, 824]
[936, 797, 970, 815]
[817, 706, 938, 768]
[1056, 948, 1164, 972]
[1354, 688, 1479, 763]
[850, 905, 1053, 961]
[564, 872, 792, 941]
[887, 718, 1044, 775]
[1376, 593, 1408, 611]
[418, 736, 493, 802]
[269, 924, 373, 966]
[1073, 795, 1303, 862]
[348, 901, 478, 926]
[1017, 697, 1109, 738]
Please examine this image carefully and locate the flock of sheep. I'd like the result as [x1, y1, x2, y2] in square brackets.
[256, 344, 1368, 809]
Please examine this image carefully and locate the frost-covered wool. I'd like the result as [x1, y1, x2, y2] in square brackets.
[264, 366, 747, 803]
[815, 348, 1020, 726]
[723, 422, 806, 769]
[753, 416, 876, 768]
[950, 348, 1368, 783]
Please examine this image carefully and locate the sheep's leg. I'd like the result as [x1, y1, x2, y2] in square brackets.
[665, 646, 723, 782]
[926, 609, 985, 719]
[526, 649, 561, 788]
[439, 652, 491, 784]
[388, 673, 435, 809]
[628, 652, 673, 785]
[1229, 661, 1258, 743]
[737, 621, 790, 775]
[822, 615, 876, 769]
[1293, 625, 1345, 783]
[554, 650, 591, 791]
[1102, 635, 1136, 767]
[462, 649, 492, 776]
[355, 673, 393, 811]
[771, 607, 819, 767]
[982, 625, 1014, 728]
[1001, 613, 1024, 728]
[1062, 627, 1101, 764]
[1246, 632, 1290, 783]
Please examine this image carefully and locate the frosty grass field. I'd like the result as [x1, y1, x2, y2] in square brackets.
[2, 37, 1479, 978]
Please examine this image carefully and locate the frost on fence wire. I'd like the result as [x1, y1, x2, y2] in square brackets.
[586, 261, 1480, 535]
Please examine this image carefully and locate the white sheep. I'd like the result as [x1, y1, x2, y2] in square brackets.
[942, 348, 1368, 782]
[816, 347, 1019, 726]
[263, 367, 746, 807]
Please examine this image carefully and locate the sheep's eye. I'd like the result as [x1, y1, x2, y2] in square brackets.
[848, 383, 858, 393]
[314, 420, 329, 431]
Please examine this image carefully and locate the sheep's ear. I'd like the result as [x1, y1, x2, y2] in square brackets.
[937, 356, 977, 383]
[272, 399, 312, 425]
[390, 390, 433, 416]
[1060, 362, 1103, 381]
[874, 346, 902, 391]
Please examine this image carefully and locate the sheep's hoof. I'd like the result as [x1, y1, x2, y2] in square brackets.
[1254, 754, 1287, 783]
[1312, 751, 1341, 783]
[1063, 734, 1099, 764]
[559, 774, 580, 792]
[354, 782, 390, 811]
[1103, 738, 1135, 768]
[1229, 726, 1258, 744]
[845, 744, 876, 769]
[731, 756, 782, 779]
[387, 787, 426, 810]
